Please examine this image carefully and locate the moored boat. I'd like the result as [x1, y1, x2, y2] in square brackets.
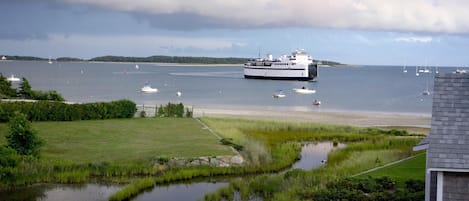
[293, 87, 316, 94]
[6, 74, 21, 82]
[141, 83, 158, 93]
[273, 90, 286, 98]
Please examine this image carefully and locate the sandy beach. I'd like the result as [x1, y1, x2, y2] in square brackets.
[193, 107, 431, 128]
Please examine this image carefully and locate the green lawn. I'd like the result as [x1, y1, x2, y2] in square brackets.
[0, 118, 233, 164]
[358, 153, 426, 184]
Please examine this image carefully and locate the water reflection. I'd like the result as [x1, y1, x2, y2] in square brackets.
[291, 141, 345, 170]
[0, 183, 121, 201]
[134, 182, 228, 201]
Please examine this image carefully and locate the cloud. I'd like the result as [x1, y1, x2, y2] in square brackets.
[58, 0, 469, 33]
[0, 34, 245, 57]
[395, 36, 433, 43]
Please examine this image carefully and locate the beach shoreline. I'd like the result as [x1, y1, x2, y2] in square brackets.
[192, 106, 431, 128]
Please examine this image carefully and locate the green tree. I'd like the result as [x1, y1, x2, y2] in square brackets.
[6, 112, 43, 157]
[0, 73, 17, 98]
[18, 78, 33, 99]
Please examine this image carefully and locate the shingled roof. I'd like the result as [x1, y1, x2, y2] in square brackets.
[424, 73, 469, 169]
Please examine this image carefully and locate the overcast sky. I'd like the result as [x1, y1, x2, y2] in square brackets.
[1, 0, 469, 66]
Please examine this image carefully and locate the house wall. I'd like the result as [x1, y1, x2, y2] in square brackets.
[443, 172, 469, 201]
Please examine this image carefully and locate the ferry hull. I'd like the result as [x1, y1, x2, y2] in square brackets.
[244, 64, 317, 81]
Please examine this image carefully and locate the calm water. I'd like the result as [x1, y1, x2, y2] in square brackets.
[0, 60, 455, 115]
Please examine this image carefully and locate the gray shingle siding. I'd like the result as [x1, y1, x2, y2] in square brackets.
[427, 73, 469, 169]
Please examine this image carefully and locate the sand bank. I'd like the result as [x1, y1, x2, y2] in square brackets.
[193, 107, 431, 128]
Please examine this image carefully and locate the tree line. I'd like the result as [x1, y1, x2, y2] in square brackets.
[2, 55, 342, 65]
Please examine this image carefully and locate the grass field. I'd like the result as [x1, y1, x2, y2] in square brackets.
[358, 153, 426, 184]
[0, 118, 233, 164]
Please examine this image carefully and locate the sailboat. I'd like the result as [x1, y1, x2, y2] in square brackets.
[403, 65, 407, 73]
[48, 57, 53, 64]
[415, 66, 420, 76]
[435, 67, 439, 74]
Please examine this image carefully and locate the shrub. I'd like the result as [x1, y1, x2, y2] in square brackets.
[0, 99, 137, 122]
[6, 111, 43, 157]
[0, 146, 19, 167]
[155, 102, 192, 118]
[139, 110, 146, 118]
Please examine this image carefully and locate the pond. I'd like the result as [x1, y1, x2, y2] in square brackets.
[291, 141, 346, 170]
[0, 142, 342, 201]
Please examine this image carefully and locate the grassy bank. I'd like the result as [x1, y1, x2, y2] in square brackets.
[0, 118, 233, 186]
[200, 117, 425, 201]
[357, 153, 426, 185]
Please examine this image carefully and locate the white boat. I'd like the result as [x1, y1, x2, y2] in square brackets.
[135, 64, 139, 69]
[176, 91, 182, 97]
[293, 87, 316, 94]
[273, 90, 286, 98]
[415, 66, 420, 76]
[244, 50, 318, 81]
[141, 83, 158, 93]
[403, 65, 407, 73]
[6, 74, 20, 82]
[1, 56, 6, 60]
[48, 57, 53, 64]
[454, 69, 467, 74]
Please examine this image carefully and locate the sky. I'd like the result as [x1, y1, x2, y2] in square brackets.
[1, 0, 469, 66]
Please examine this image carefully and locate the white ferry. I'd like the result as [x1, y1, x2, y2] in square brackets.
[244, 50, 318, 81]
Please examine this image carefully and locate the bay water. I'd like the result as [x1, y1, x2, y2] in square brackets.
[0, 61, 450, 115]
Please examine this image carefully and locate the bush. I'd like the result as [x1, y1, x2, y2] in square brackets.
[156, 102, 192, 118]
[0, 146, 19, 167]
[0, 99, 137, 122]
[6, 111, 43, 157]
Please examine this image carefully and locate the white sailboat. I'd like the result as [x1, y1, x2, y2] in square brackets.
[415, 66, 420, 76]
[403, 65, 407, 73]
[48, 57, 53, 64]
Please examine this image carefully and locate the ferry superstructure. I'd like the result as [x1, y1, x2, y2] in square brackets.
[243, 50, 318, 81]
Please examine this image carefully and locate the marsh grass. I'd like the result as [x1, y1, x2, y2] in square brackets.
[200, 117, 424, 201]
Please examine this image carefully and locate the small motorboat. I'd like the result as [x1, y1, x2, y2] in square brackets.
[135, 64, 139, 69]
[273, 90, 286, 98]
[141, 83, 158, 93]
[176, 91, 182, 97]
[6, 74, 20, 82]
[313, 99, 321, 106]
[293, 87, 316, 94]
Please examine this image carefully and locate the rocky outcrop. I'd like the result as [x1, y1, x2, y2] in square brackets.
[159, 155, 244, 169]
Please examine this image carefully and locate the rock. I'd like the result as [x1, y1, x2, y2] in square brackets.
[230, 155, 244, 165]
